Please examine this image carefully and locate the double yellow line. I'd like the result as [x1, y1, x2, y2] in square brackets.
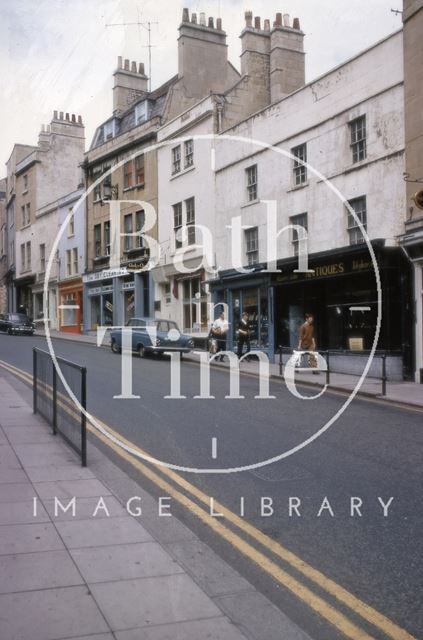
[0, 358, 416, 640]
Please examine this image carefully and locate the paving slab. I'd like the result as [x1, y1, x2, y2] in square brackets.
[0, 499, 49, 525]
[2, 424, 56, 444]
[0, 522, 65, 555]
[215, 590, 313, 640]
[115, 617, 249, 640]
[0, 468, 28, 483]
[56, 516, 153, 549]
[25, 464, 96, 482]
[0, 445, 22, 469]
[90, 573, 221, 631]
[0, 585, 109, 640]
[34, 478, 112, 500]
[0, 481, 36, 503]
[43, 495, 127, 521]
[0, 549, 83, 593]
[166, 539, 253, 597]
[70, 541, 183, 583]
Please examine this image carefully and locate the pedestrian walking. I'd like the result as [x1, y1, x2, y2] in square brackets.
[211, 311, 229, 361]
[298, 313, 319, 373]
[237, 312, 251, 360]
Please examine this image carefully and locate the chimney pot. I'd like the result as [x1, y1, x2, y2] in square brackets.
[283, 13, 290, 27]
[41, 124, 45, 132]
[208, 17, 214, 28]
[275, 12, 282, 26]
[293, 17, 300, 30]
[78, 115, 82, 124]
[53, 110, 58, 119]
[131, 61, 137, 73]
[245, 10, 253, 27]
[124, 58, 130, 70]
[71, 114, 76, 122]
[264, 18, 270, 31]
[200, 12, 206, 26]
[254, 16, 261, 30]
[216, 17, 222, 30]
[191, 12, 197, 23]
[65, 112, 70, 121]
[59, 111, 64, 120]
[118, 55, 123, 68]
[138, 62, 145, 75]
[182, 8, 189, 22]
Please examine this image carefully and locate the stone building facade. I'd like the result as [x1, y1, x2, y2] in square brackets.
[0, 179, 7, 314]
[209, 28, 412, 379]
[8, 113, 85, 324]
[82, 8, 242, 331]
[400, 0, 423, 382]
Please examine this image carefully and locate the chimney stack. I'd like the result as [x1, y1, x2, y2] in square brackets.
[240, 11, 271, 110]
[217, 17, 222, 30]
[113, 56, 148, 115]
[270, 12, 305, 102]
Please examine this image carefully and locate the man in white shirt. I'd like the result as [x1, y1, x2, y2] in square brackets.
[211, 311, 229, 361]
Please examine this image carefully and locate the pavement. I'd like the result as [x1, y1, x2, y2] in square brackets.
[36, 329, 423, 409]
[0, 371, 313, 640]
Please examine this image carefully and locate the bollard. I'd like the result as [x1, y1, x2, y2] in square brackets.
[381, 354, 387, 396]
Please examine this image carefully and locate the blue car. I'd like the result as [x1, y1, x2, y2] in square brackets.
[110, 317, 194, 358]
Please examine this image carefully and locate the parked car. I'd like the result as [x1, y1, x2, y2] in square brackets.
[0, 313, 35, 336]
[110, 318, 194, 358]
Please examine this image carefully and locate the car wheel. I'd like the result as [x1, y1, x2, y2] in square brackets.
[111, 340, 121, 354]
[7, 328, 13, 336]
[138, 344, 146, 358]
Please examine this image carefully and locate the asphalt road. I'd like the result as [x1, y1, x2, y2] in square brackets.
[1, 332, 422, 640]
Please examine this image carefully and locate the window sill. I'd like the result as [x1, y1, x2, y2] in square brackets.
[22, 189, 28, 196]
[93, 198, 102, 204]
[170, 165, 195, 181]
[20, 223, 31, 230]
[287, 182, 309, 193]
[241, 199, 261, 209]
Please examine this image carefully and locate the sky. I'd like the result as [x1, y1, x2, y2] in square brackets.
[0, 0, 403, 170]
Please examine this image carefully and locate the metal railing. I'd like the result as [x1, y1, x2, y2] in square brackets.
[278, 346, 389, 396]
[33, 348, 87, 466]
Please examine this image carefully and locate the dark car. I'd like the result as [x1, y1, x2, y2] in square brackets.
[110, 317, 194, 358]
[0, 313, 35, 336]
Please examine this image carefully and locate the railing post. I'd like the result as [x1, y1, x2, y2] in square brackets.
[278, 346, 283, 376]
[52, 363, 57, 435]
[81, 367, 87, 467]
[381, 354, 387, 396]
[325, 350, 330, 385]
[33, 348, 37, 414]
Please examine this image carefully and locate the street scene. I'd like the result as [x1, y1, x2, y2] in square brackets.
[0, 2, 423, 640]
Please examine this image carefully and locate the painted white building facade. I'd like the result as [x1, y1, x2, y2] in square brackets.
[209, 30, 412, 378]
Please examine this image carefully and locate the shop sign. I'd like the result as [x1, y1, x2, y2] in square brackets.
[105, 301, 113, 312]
[349, 337, 364, 351]
[83, 268, 128, 283]
[274, 256, 372, 284]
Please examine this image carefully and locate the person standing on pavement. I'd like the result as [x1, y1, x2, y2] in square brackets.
[211, 311, 229, 361]
[298, 313, 319, 373]
[237, 312, 251, 360]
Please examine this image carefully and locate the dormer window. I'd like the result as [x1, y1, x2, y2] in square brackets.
[135, 101, 150, 125]
[104, 119, 116, 141]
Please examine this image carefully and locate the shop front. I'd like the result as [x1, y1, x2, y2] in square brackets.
[400, 224, 423, 382]
[83, 266, 154, 332]
[15, 275, 35, 319]
[59, 278, 83, 333]
[210, 243, 413, 379]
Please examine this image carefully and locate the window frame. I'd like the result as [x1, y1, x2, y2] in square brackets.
[172, 146, 181, 175]
[185, 197, 196, 245]
[123, 160, 133, 189]
[245, 226, 259, 266]
[292, 143, 307, 186]
[39, 243, 46, 273]
[347, 196, 367, 245]
[184, 139, 194, 168]
[94, 224, 102, 257]
[246, 164, 258, 202]
[134, 154, 145, 186]
[173, 202, 183, 249]
[124, 213, 133, 252]
[350, 115, 367, 164]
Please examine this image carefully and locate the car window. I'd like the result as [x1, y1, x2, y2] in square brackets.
[127, 319, 146, 327]
[168, 321, 180, 332]
[156, 321, 169, 333]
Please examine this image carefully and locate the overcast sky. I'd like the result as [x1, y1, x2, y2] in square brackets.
[0, 0, 402, 170]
